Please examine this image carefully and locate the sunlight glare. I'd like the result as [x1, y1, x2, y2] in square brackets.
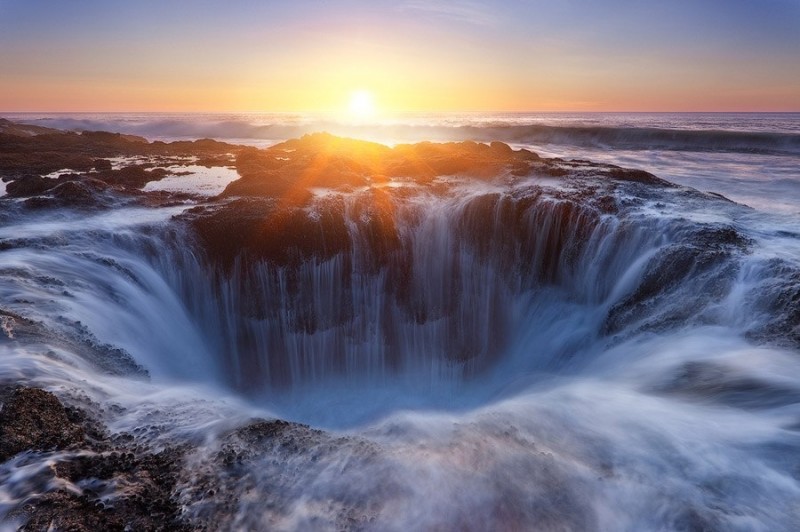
[348, 90, 376, 120]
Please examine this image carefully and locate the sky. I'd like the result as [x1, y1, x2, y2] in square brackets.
[0, 0, 799, 113]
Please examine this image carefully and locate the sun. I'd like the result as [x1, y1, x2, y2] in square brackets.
[347, 90, 377, 120]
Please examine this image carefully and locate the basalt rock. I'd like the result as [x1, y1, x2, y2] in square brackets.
[0, 119, 245, 179]
[0, 387, 85, 461]
[223, 133, 539, 201]
[0, 118, 64, 137]
[22, 178, 114, 210]
[5, 174, 60, 197]
[187, 197, 354, 269]
[93, 158, 113, 172]
[0, 386, 349, 531]
[0, 386, 192, 531]
[94, 165, 171, 189]
[602, 224, 752, 337]
[179, 418, 386, 531]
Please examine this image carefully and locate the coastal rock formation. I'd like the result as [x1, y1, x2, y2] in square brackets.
[0, 386, 349, 531]
[0, 118, 64, 137]
[0, 385, 189, 530]
[225, 133, 540, 200]
[187, 132, 665, 270]
[0, 387, 84, 461]
[0, 118, 244, 186]
[178, 419, 387, 530]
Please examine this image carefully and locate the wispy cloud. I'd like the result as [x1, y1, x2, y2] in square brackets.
[398, 1, 501, 27]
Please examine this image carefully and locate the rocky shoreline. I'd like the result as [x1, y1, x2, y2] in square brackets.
[2, 118, 800, 529]
[0, 385, 190, 530]
[0, 384, 384, 531]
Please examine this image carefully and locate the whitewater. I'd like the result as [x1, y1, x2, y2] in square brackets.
[1, 113, 800, 530]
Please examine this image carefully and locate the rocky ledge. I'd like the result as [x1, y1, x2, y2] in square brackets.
[0, 386, 351, 531]
[0, 386, 188, 530]
[184, 132, 669, 269]
[0, 118, 246, 210]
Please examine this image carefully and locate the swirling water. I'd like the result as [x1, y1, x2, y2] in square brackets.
[1, 113, 800, 529]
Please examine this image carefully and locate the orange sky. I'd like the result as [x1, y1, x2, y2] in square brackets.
[1, 1, 798, 113]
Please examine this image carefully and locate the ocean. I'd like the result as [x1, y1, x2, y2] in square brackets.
[1, 112, 800, 529]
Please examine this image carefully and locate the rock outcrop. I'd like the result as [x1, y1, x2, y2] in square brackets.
[0, 118, 243, 182]
[185, 133, 663, 271]
[0, 386, 353, 531]
[0, 387, 84, 461]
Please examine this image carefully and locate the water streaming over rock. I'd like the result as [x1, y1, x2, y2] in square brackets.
[2, 123, 800, 529]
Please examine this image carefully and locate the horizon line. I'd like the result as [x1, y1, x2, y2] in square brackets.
[2, 110, 799, 115]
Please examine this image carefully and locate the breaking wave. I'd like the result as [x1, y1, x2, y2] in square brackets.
[12, 113, 800, 155]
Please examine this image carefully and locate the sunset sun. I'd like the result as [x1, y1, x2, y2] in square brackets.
[347, 89, 376, 120]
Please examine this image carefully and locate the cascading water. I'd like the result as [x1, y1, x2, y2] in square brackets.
[2, 140, 800, 528]
[6, 174, 795, 418]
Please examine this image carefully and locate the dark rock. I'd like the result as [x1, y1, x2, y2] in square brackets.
[744, 260, 800, 348]
[0, 118, 64, 137]
[81, 130, 148, 144]
[0, 386, 191, 530]
[17, 178, 113, 210]
[189, 134, 568, 271]
[603, 167, 671, 186]
[15, 490, 125, 532]
[51, 179, 110, 206]
[11, 446, 191, 531]
[180, 418, 386, 530]
[0, 123, 245, 179]
[220, 419, 327, 463]
[657, 360, 800, 410]
[490, 141, 514, 155]
[222, 134, 542, 202]
[603, 225, 750, 336]
[93, 158, 113, 172]
[5, 175, 59, 197]
[94, 165, 170, 189]
[187, 196, 353, 269]
[0, 387, 84, 461]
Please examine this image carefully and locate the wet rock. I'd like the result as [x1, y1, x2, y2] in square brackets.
[11, 446, 192, 531]
[5, 175, 59, 197]
[93, 158, 113, 172]
[602, 167, 672, 186]
[0, 387, 84, 461]
[91, 165, 170, 189]
[0, 120, 245, 179]
[0, 310, 45, 341]
[0, 117, 63, 137]
[44, 448, 190, 531]
[190, 135, 564, 270]
[657, 360, 800, 409]
[52, 178, 110, 202]
[186, 196, 353, 269]
[180, 418, 386, 531]
[219, 419, 328, 464]
[603, 224, 750, 336]
[222, 134, 540, 202]
[21, 179, 114, 210]
[0, 386, 192, 530]
[15, 490, 126, 532]
[743, 260, 800, 348]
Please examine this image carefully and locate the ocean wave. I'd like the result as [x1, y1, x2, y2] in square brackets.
[478, 124, 800, 155]
[15, 116, 800, 155]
